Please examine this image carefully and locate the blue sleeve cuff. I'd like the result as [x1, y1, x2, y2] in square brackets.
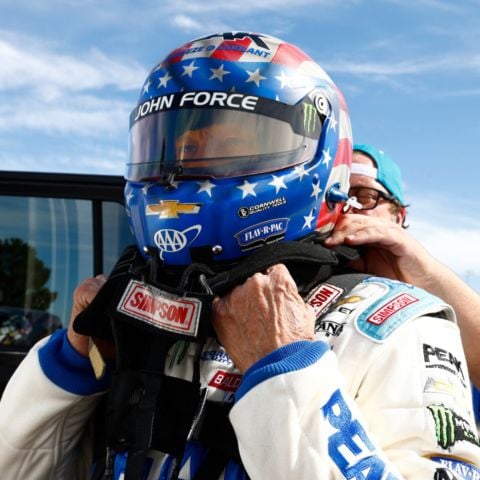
[235, 340, 329, 402]
[38, 329, 111, 395]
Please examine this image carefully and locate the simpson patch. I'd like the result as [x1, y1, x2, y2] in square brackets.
[118, 279, 202, 337]
[355, 277, 449, 342]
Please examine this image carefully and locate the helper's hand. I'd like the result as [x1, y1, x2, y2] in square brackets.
[212, 264, 316, 373]
[324, 214, 435, 287]
[67, 275, 114, 359]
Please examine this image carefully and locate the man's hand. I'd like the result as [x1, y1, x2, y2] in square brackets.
[212, 264, 315, 373]
[67, 275, 114, 358]
[324, 214, 434, 286]
[325, 214, 480, 386]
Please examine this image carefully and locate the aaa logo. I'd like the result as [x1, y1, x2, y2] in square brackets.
[154, 225, 202, 258]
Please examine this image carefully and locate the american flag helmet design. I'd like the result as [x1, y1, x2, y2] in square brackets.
[125, 32, 352, 266]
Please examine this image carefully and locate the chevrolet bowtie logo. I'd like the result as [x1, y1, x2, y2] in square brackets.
[146, 201, 201, 219]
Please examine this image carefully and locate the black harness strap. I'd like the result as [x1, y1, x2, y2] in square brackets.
[188, 401, 243, 480]
[123, 371, 165, 478]
[80, 242, 366, 480]
[73, 245, 147, 341]
[149, 376, 201, 455]
[90, 396, 108, 480]
[193, 449, 230, 480]
[106, 316, 181, 479]
[325, 271, 370, 291]
[194, 401, 240, 460]
[207, 242, 359, 296]
[73, 242, 360, 340]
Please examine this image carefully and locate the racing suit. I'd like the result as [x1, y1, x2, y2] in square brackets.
[0, 275, 479, 479]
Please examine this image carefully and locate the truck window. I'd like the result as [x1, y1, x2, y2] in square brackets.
[0, 195, 133, 352]
[103, 201, 134, 274]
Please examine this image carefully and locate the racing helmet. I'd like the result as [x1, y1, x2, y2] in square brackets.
[125, 32, 352, 266]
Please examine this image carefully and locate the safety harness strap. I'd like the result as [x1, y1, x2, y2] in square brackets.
[82, 242, 366, 479]
[207, 241, 359, 296]
[193, 450, 231, 480]
[74, 245, 147, 341]
[124, 371, 164, 478]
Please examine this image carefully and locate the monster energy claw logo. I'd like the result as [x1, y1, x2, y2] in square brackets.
[427, 404, 480, 449]
[303, 103, 318, 135]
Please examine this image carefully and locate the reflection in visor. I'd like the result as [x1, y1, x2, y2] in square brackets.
[126, 96, 322, 181]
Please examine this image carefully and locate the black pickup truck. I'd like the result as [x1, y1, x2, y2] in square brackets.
[0, 171, 134, 393]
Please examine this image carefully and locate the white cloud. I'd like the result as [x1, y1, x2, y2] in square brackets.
[0, 37, 144, 95]
[410, 219, 480, 274]
[165, 0, 329, 14]
[0, 147, 125, 175]
[0, 94, 131, 136]
[441, 88, 480, 97]
[408, 193, 480, 291]
[172, 14, 204, 32]
[387, 0, 477, 14]
[171, 14, 230, 35]
[325, 53, 480, 78]
[0, 31, 144, 137]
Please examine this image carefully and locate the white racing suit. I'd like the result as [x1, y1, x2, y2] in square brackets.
[0, 276, 479, 479]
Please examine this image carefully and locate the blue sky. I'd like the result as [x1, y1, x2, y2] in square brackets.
[1, 0, 480, 290]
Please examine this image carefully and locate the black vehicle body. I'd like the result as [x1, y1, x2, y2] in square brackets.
[0, 171, 133, 393]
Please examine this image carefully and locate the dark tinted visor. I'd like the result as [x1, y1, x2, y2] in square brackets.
[126, 92, 322, 181]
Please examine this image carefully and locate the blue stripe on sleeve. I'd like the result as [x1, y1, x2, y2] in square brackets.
[38, 329, 111, 395]
[235, 340, 329, 402]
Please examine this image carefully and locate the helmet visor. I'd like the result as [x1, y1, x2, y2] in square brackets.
[126, 92, 322, 181]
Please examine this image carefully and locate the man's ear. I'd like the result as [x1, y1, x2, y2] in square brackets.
[395, 206, 407, 226]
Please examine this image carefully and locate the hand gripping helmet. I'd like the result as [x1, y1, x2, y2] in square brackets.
[125, 32, 352, 267]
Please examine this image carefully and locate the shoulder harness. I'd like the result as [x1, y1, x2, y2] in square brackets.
[74, 239, 369, 479]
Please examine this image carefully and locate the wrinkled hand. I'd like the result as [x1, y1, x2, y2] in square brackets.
[325, 215, 480, 388]
[67, 274, 114, 358]
[212, 264, 316, 373]
[324, 214, 435, 287]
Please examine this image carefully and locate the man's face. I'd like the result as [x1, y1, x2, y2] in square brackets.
[176, 123, 257, 161]
[349, 152, 403, 224]
[173, 122, 262, 177]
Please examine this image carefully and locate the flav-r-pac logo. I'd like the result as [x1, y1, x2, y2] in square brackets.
[303, 102, 318, 135]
